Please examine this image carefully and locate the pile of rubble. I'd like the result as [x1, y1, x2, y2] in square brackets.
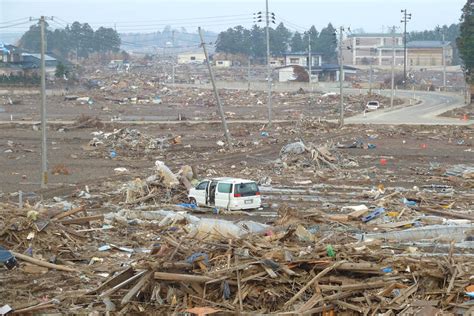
[87, 128, 181, 157]
[1, 198, 473, 314]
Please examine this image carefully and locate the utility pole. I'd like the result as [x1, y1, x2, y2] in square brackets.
[308, 31, 312, 86]
[198, 27, 232, 146]
[171, 64, 175, 86]
[247, 58, 251, 92]
[401, 9, 411, 86]
[265, 0, 272, 127]
[339, 26, 344, 127]
[390, 26, 396, 108]
[442, 33, 447, 90]
[368, 61, 373, 95]
[40, 16, 47, 188]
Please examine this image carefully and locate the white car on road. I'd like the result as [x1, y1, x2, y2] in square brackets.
[188, 177, 261, 211]
[366, 101, 380, 110]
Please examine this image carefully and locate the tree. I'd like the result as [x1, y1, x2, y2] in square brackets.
[18, 21, 121, 59]
[18, 23, 51, 52]
[290, 31, 305, 52]
[318, 23, 337, 63]
[94, 27, 121, 53]
[457, 0, 474, 82]
[250, 25, 266, 59]
[303, 26, 319, 53]
[271, 23, 291, 55]
[55, 62, 68, 78]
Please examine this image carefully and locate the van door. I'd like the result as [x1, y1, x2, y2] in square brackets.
[207, 181, 218, 206]
[194, 181, 209, 205]
[215, 182, 232, 209]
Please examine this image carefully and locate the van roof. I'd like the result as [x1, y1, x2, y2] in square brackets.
[205, 177, 256, 184]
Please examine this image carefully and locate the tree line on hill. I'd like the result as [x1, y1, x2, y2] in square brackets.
[215, 22, 465, 65]
[18, 21, 121, 59]
[215, 23, 338, 63]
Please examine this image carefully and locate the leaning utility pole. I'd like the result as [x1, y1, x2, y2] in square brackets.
[198, 27, 232, 146]
[339, 26, 344, 127]
[390, 26, 396, 108]
[401, 9, 411, 86]
[265, 0, 272, 127]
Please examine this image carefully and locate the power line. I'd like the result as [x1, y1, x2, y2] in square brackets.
[0, 17, 30, 25]
[0, 20, 33, 29]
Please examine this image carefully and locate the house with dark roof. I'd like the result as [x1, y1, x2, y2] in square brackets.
[406, 41, 453, 66]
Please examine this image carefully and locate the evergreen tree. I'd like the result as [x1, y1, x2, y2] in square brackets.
[457, 0, 474, 82]
[270, 23, 291, 55]
[303, 26, 319, 52]
[290, 32, 305, 52]
[318, 23, 337, 63]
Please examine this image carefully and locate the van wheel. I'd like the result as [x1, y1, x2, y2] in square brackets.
[189, 198, 197, 205]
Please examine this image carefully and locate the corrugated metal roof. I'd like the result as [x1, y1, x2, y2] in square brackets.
[21, 53, 57, 61]
[406, 41, 451, 48]
[348, 33, 402, 38]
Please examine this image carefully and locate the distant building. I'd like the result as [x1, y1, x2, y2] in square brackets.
[284, 52, 323, 68]
[215, 60, 232, 67]
[343, 33, 404, 66]
[269, 56, 285, 67]
[407, 41, 453, 66]
[313, 64, 358, 82]
[21, 53, 58, 68]
[177, 52, 206, 64]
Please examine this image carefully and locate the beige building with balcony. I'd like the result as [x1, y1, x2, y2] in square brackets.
[343, 33, 404, 66]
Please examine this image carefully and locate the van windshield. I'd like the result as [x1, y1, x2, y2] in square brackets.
[235, 182, 259, 197]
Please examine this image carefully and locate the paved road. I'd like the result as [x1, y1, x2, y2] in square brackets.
[345, 90, 472, 125]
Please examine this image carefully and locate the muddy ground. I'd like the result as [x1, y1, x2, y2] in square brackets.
[1, 120, 472, 213]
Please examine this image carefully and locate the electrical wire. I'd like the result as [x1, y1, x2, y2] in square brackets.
[0, 20, 34, 29]
[0, 17, 30, 25]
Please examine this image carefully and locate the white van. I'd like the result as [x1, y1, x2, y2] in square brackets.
[188, 177, 261, 211]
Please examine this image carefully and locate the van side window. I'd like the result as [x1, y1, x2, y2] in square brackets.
[217, 183, 232, 193]
[196, 181, 209, 190]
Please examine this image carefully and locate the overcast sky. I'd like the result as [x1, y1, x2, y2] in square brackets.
[1, 0, 466, 35]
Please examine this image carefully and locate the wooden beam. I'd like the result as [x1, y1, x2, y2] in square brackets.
[52, 206, 85, 220]
[154, 272, 213, 283]
[121, 271, 153, 305]
[284, 260, 346, 307]
[60, 215, 103, 225]
[11, 251, 77, 272]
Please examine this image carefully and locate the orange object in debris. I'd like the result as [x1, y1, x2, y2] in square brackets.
[322, 309, 336, 316]
[420, 143, 427, 149]
[380, 158, 387, 166]
[466, 285, 474, 292]
[462, 114, 468, 121]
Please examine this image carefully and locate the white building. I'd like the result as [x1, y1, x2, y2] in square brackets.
[343, 33, 404, 66]
[284, 52, 322, 68]
[215, 60, 232, 67]
[177, 52, 206, 64]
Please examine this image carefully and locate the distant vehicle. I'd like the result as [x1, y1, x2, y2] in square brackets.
[366, 101, 380, 110]
[188, 177, 261, 211]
